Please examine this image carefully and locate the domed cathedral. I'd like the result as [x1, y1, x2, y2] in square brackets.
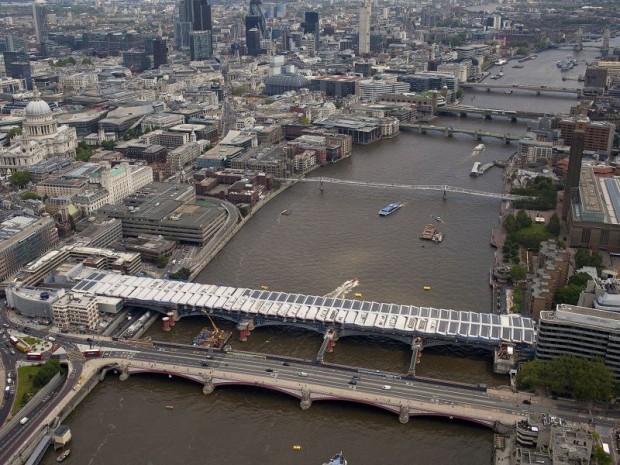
[0, 86, 77, 175]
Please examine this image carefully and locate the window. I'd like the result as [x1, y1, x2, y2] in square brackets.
[600, 229, 610, 248]
[581, 228, 591, 246]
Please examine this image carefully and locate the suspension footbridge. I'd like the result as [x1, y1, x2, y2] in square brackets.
[294, 177, 527, 201]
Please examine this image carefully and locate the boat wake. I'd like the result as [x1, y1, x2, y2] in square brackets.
[324, 279, 360, 299]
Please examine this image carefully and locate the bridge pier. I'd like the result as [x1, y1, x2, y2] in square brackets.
[316, 327, 339, 363]
[202, 376, 214, 395]
[119, 366, 130, 381]
[407, 337, 423, 376]
[399, 405, 410, 424]
[510, 117, 517, 123]
[503, 136, 508, 144]
[300, 388, 312, 410]
[237, 319, 254, 342]
[474, 131, 481, 141]
[484, 113, 492, 120]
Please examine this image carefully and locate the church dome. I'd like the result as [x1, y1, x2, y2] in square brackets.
[25, 98, 52, 117]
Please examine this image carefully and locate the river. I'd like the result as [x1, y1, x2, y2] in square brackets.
[41, 40, 615, 464]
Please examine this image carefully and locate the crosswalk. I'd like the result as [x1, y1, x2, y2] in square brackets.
[66, 350, 85, 362]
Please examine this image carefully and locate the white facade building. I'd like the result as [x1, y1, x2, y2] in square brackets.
[0, 91, 77, 174]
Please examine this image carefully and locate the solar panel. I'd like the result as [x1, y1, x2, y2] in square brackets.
[390, 304, 400, 314]
[490, 314, 501, 325]
[401, 306, 411, 315]
[470, 312, 479, 323]
[371, 302, 381, 312]
[501, 327, 511, 340]
[420, 307, 429, 318]
[361, 301, 371, 311]
[352, 300, 362, 310]
[410, 306, 420, 316]
[438, 320, 449, 333]
[480, 313, 490, 324]
[469, 323, 480, 336]
[305, 296, 316, 305]
[459, 311, 470, 322]
[277, 293, 288, 302]
[251, 290, 262, 298]
[324, 298, 334, 307]
[315, 297, 325, 306]
[430, 308, 439, 319]
[450, 310, 459, 320]
[513, 328, 522, 341]
[286, 294, 297, 303]
[480, 325, 490, 338]
[380, 304, 390, 313]
[333, 299, 344, 308]
[441, 309, 450, 320]
[459, 323, 470, 336]
[242, 289, 252, 297]
[448, 321, 459, 334]
[490, 326, 500, 339]
[343, 300, 353, 309]
[295, 295, 306, 304]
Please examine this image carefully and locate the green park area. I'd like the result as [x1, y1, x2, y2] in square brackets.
[12, 360, 62, 415]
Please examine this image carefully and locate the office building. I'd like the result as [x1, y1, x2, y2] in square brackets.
[191, 0, 212, 31]
[122, 49, 152, 73]
[174, 20, 192, 50]
[304, 11, 319, 51]
[152, 37, 168, 69]
[358, 0, 371, 54]
[0, 216, 59, 282]
[101, 182, 227, 246]
[556, 117, 615, 156]
[249, 0, 266, 38]
[3, 51, 32, 90]
[537, 304, 620, 379]
[190, 30, 213, 60]
[246, 26, 262, 56]
[32, 0, 48, 54]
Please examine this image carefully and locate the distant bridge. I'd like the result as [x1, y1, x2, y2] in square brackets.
[399, 122, 522, 144]
[439, 104, 548, 121]
[460, 82, 581, 96]
[298, 177, 528, 201]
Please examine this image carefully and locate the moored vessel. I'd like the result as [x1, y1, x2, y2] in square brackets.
[432, 231, 445, 243]
[56, 450, 70, 462]
[323, 451, 347, 465]
[379, 203, 402, 216]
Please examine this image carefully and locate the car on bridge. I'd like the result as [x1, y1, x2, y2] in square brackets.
[381, 385, 392, 391]
[348, 379, 357, 385]
[265, 368, 274, 373]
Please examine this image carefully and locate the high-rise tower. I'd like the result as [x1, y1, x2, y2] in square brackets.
[358, 0, 371, 54]
[304, 11, 319, 51]
[249, 0, 267, 38]
[32, 0, 48, 54]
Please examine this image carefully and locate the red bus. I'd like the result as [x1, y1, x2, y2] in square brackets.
[9, 336, 18, 346]
[83, 349, 101, 358]
[27, 352, 43, 360]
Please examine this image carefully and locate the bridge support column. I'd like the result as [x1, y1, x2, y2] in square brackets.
[503, 136, 508, 144]
[475, 131, 481, 141]
[202, 376, 214, 395]
[119, 366, 130, 381]
[484, 113, 492, 120]
[511, 117, 517, 123]
[399, 405, 410, 424]
[300, 388, 312, 410]
[407, 337, 423, 376]
[237, 319, 254, 342]
[167, 311, 177, 325]
[316, 328, 338, 364]
[444, 128, 450, 138]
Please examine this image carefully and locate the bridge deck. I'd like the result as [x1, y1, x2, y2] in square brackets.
[73, 271, 535, 346]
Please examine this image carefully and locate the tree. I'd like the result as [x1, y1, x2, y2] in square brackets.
[553, 284, 583, 306]
[20, 191, 40, 201]
[68, 214, 76, 231]
[575, 249, 603, 272]
[515, 209, 532, 229]
[546, 212, 560, 237]
[9, 171, 32, 189]
[6, 127, 22, 140]
[510, 264, 526, 282]
[32, 359, 61, 388]
[517, 355, 614, 402]
[169, 268, 191, 281]
[156, 255, 169, 269]
[101, 140, 116, 150]
[568, 272, 592, 288]
[76, 141, 95, 162]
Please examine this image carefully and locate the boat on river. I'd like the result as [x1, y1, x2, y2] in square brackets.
[57, 450, 70, 463]
[323, 452, 347, 465]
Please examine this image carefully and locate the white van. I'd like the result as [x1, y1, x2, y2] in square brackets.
[48, 336, 55, 342]
[298, 372, 308, 377]
[19, 417, 28, 425]
[381, 385, 392, 391]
